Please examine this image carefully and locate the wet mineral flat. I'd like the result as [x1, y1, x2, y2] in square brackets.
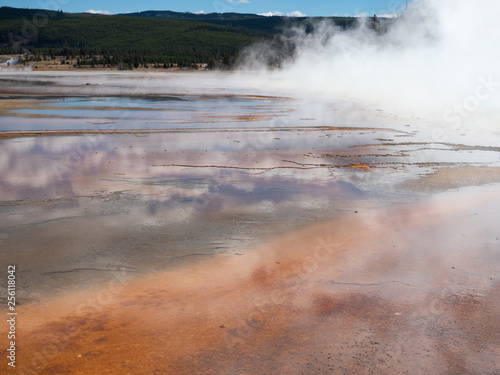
[0, 72, 499, 374]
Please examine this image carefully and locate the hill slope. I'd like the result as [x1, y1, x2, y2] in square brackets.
[0, 6, 358, 69]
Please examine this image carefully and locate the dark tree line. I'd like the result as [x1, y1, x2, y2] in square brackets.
[0, 7, 369, 70]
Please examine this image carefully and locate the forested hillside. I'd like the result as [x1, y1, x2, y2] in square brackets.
[0, 6, 361, 69]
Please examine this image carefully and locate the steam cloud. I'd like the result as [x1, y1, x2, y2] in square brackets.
[239, 0, 500, 133]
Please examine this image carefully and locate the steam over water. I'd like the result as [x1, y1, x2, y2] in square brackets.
[238, 0, 500, 135]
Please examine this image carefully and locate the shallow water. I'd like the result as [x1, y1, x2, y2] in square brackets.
[0, 71, 499, 374]
[1, 95, 290, 130]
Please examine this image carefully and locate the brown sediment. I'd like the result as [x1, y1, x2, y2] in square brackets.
[0, 92, 292, 101]
[352, 141, 500, 153]
[5, 187, 500, 374]
[0, 100, 49, 110]
[196, 114, 274, 122]
[0, 111, 126, 120]
[151, 160, 378, 171]
[2, 104, 186, 112]
[347, 164, 373, 172]
[0, 126, 406, 140]
[399, 166, 500, 192]
[0, 101, 168, 112]
[151, 163, 321, 171]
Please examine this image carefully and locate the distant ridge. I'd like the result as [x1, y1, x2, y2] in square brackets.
[0, 6, 371, 70]
[117, 10, 269, 20]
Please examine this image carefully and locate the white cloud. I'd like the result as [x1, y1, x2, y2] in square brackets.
[258, 11, 284, 17]
[227, 0, 250, 3]
[85, 9, 112, 15]
[192, 10, 206, 14]
[258, 10, 306, 17]
[287, 10, 307, 17]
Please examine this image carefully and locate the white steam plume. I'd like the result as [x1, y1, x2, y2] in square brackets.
[239, 0, 500, 132]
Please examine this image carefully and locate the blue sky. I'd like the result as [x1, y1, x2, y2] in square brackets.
[1, 0, 410, 17]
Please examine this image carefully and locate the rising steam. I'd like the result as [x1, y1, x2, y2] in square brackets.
[238, 0, 500, 132]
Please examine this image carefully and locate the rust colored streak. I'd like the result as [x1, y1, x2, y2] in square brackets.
[348, 164, 373, 172]
[4, 190, 500, 374]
